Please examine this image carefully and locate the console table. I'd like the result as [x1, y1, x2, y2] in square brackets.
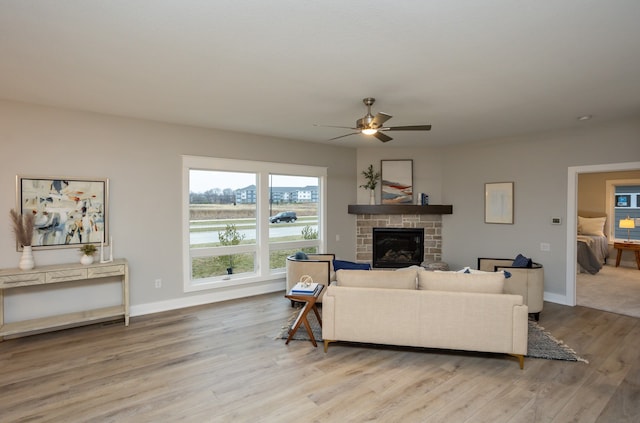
[0, 258, 129, 340]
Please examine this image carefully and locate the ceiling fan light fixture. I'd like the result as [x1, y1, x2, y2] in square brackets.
[317, 97, 432, 143]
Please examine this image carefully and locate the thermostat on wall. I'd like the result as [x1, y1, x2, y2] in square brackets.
[551, 217, 562, 225]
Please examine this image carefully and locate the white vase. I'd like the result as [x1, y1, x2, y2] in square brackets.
[81, 254, 94, 265]
[369, 190, 376, 205]
[19, 246, 35, 270]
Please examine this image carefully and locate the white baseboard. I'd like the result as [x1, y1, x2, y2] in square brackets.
[544, 291, 570, 306]
[130, 279, 285, 317]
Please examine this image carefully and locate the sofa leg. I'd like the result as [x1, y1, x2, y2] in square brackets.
[533, 312, 540, 321]
[509, 354, 525, 369]
[323, 340, 334, 353]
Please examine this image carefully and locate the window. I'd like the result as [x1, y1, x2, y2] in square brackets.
[183, 156, 326, 292]
[612, 184, 640, 242]
[268, 174, 321, 272]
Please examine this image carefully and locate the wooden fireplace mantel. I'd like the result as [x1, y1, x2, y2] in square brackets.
[348, 204, 453, 215]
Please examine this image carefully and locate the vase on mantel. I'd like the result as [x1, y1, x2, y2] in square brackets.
[19, 245, 35, 270]
[369, 190, 376, 205]
[80, 254, 94, 265]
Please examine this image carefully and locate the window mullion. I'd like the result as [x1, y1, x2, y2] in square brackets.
[257, 171, 271, 275]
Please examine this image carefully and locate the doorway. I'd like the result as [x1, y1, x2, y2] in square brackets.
[567, 161, 640, 313]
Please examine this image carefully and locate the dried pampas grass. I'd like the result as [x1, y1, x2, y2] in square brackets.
[10, 209, 35, 247]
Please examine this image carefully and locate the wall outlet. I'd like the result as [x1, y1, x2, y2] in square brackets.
[551, 217, 562, 225]
[154, 279, 162, 288]
[540, 243, 551, 252]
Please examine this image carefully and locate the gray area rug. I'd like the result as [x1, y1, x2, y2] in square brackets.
[278, 308, 588, 363]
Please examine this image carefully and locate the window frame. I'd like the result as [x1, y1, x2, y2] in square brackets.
[182, 155, 327, 292]
[606, 178, 640, 242]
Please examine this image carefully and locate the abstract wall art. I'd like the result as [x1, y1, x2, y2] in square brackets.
[16, 176, 109, 250]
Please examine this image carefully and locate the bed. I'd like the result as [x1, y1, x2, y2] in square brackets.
[577, 214, 610, 274]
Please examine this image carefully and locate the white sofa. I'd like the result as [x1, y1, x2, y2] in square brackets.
[322, 268, 529, 368]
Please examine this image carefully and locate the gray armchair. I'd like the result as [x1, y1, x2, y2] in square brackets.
[286, 254, 336, 305]
[477, 257, 544, 321]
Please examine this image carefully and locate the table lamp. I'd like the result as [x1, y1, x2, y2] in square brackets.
[619, 216, 635, 241]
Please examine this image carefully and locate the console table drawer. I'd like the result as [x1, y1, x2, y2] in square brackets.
[0, 272, 46, 287]
[88, 265, 125, 278]
[46, 269, 88, 283]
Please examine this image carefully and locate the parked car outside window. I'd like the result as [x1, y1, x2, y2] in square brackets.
[269, 211, 297, 223]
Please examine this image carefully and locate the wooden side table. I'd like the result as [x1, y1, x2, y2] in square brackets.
[614, 242, 640, 270]
[284, 284, 324, 347]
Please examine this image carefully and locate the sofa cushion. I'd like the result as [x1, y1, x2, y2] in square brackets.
[336, 269, 417, 289]
[333, 259, 371, 271]
[417, 270, 505, 294]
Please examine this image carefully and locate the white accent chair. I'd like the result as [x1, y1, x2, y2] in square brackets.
[477, 257, 544, 321]
[286, 254, 336, 305]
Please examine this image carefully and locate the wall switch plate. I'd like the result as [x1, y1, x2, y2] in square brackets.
[540, 243, 551, 251]
[551, 217, 562, 225]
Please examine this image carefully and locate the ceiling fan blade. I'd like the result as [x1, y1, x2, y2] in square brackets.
[314, 124, 357, 130]
[373, 131, 393, 142]
[383, 125, 432, 131]
[328, 132, 360, 141]
[370, 112, 392, 129]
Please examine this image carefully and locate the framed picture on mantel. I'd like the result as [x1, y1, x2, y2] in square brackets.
[484, 182, 514, 224]
[381, 160, 413, 204]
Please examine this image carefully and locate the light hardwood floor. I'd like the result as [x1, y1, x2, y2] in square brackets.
[1, 292, 639, 422]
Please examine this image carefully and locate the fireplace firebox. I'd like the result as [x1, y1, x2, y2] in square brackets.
[372, 227, 424, 268]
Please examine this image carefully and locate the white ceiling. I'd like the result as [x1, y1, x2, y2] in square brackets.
[2, 1, 640, 148]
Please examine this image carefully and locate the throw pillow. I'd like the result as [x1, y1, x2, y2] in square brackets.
[512, 254, 532, 268]
[333, 259, 371, 271]
[294, 251, 309, 260]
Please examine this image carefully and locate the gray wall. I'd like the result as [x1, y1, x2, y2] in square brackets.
[0, 100, 357, 319]
[356, 118, 640, 303]
[2, 98, 640, 320]
[440, 120, 640, 301]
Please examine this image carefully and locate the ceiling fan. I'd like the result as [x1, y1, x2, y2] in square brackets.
[316, 97, 432, 142]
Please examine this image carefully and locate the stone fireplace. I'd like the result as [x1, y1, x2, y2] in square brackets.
[372, 227, 424, 268]
[352, 209, 444, 266]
